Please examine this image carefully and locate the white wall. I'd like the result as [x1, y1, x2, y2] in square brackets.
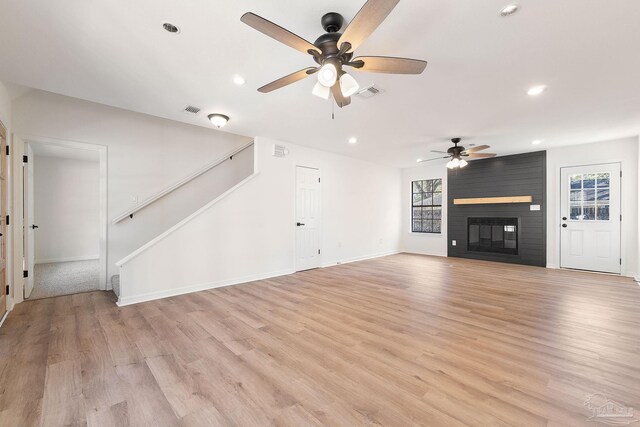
[34, 155, 100, 263]
[546, 136, 639, 277]
[117, 137, 402, 305]
[401, 164, 448, 257]
[0, 80, 10, 130]
[12, 90, 253, 280]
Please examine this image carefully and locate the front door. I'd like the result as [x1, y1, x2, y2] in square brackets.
[560, 163, 621, 274]
[295, 166, 321, 271]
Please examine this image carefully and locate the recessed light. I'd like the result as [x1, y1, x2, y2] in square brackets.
[499, 4, 519, 17]
[348, 137, 357, 144]
[233, 75, 246, 86]
[527, 85, 547, 96]
[531, 140, 542, 145]
[208, 114, 230, 129]
[162, 22, 180, 34]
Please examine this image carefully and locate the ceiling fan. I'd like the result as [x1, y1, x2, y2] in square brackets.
[418, 138, 497, 169]
[240, 0, 427, 108]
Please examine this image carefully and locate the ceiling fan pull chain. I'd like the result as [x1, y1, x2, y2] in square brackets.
[331, 95, 335, 120]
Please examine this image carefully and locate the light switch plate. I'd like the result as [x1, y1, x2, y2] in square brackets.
[530, 204, 541, 211]
[452, 240, 457, 246]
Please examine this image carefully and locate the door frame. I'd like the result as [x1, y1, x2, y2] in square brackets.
[294, 164, 322, 272]
[558, 162, 623, 275]
[12, 135, 108, 304]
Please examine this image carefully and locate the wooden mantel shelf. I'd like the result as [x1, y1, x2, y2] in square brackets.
[453, 196, 533, 205]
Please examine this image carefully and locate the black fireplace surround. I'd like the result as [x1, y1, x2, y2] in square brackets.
[468, 217, 518, 255]
[448, 151, 546, 267]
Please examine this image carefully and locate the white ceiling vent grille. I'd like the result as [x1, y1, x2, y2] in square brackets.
[273, 144, 289, 157]
[183, 105, 201, 115]
[355, 85, 385, 100]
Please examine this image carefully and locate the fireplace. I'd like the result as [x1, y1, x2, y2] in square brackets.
[468, 217, 518, 255]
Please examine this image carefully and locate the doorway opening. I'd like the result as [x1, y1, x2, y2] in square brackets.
[23, 140, 107, 299]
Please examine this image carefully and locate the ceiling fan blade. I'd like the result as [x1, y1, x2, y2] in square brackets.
[350, 56, 427, 74]
[257, 67, 317, 93]
[465, 153, 497, 158]
[331, 83, 351, 108]
[430, 150, 449, 154]
[338, 0, 400, 53]
[461, 145, 490, 154]
[418, 156, 450, 163]
[241, 13, 320, 55]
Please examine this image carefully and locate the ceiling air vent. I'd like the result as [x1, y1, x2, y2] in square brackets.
[183, 105, 201, 115]
[273, 144, 289, 158]
[355, 85, 385, 100]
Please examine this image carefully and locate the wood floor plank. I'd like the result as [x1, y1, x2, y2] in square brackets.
[0, 254, 638, 426]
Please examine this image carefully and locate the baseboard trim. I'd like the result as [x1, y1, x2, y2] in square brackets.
[400, 250, 448, 258]
[117, 268, 295, 307]
[36, 255, 99, 264]
[320, 250, 401, 268]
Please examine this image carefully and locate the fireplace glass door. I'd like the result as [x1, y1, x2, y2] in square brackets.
[468, 218, 518, 255]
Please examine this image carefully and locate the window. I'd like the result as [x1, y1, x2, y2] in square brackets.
[569, 173, 610, 221]
[412, 179, 442, 233]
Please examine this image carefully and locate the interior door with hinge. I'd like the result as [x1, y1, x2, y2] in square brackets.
[23, 143, 35, 298]
[0, 122, 7, 317]
[560, 163, 621, 274]
[295, 166, 321, 271]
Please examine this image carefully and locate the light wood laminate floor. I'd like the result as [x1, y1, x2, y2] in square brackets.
[1, 254, 639, 426]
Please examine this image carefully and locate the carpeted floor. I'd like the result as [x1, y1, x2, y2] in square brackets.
[29, 260, 100, 299]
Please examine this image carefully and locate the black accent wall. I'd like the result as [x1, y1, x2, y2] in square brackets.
[447, 151, 546, 267]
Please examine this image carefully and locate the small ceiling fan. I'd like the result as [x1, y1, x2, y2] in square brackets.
[418, 138, 497, 169]
[241, 0, 427, 108]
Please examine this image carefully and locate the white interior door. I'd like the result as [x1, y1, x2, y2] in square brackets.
[295, 166, 321, 271]
[23, 143, 35, 298]
[560, 163, 621, 274]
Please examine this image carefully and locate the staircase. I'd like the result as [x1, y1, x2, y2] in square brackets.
[110, 140, 255, 296]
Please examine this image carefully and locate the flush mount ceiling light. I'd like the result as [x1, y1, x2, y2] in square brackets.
[162, 22, 180, 34]
[532, 139, 542, 145]
[208, 114, 230, 129]
[348, 137, 358, 144]
[499, 4, 519, 17]
[527, 85, 547, 96]
[233, 75, 246, 85]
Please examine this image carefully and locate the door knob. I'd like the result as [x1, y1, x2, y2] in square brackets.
[30, 224, 39, 229]
[296, 222, 305, 226]
[562, 224, 568, 228]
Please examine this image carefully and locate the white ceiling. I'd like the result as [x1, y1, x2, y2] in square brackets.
[1, 0, 639, 167]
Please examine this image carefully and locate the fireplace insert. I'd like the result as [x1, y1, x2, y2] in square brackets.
[467, 217, 518, 255]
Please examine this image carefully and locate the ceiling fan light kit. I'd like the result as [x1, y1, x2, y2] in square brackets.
[339, 73, 360, 97]
[312, 81, 331, 99]
[241, 0, 427, 108]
